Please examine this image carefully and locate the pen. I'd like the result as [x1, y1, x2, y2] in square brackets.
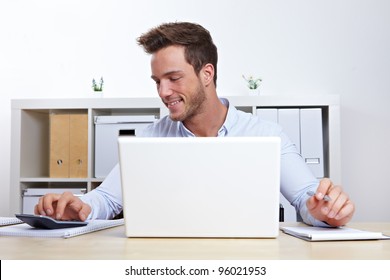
[306, 190, 332, 202]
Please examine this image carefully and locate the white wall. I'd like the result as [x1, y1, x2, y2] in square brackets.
[1, 0, 389, 221]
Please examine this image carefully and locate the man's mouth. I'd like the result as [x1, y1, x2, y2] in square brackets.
[166, 99, 183, 108]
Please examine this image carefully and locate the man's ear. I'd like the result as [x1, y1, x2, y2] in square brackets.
[201, 63, 215, 86]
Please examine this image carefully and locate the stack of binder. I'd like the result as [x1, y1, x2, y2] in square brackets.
[49, 113, 88, 178]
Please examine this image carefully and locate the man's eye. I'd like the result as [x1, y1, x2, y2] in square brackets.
[170, 77, 180, 82]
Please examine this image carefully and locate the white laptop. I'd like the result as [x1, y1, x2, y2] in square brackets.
[118, 137, 281, 238]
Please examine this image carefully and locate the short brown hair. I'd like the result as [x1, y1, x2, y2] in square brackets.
[137, 22, 218, 86]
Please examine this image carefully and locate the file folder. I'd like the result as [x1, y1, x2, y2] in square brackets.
[49, 113, 88, 178]
[256, 108, 278, 123]
[278, 108, 301, 153]
[49, 114, 70, 177]
[300, 108, 324, 178]
[69, 114, 88, 178]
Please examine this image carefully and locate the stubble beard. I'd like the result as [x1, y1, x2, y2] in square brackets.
[170, 84, 207, 123]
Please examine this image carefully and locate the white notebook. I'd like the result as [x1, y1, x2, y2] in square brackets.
[0, 217, 24, 227]
[0, 219, 124, 238]
[281, 226, 390, 241]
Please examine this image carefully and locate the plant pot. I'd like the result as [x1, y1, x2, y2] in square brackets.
[247, 88, 260, 96]
[92, 91, 104, 98]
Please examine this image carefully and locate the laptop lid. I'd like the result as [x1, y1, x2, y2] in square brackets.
[118, 137, 281, 238]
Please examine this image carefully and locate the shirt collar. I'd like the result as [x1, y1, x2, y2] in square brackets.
[218, 97, 239, 136]
[177, 97, 238, 137]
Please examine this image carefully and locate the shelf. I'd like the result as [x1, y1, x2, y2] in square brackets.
[10, 96, 341, 218]
[20, 177, 91, 182]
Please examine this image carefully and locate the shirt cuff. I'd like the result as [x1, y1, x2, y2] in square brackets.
[299, 203, 333, 228]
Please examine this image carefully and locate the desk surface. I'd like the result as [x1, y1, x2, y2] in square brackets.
[1, 223, 389, 260]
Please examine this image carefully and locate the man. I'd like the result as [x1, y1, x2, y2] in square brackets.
[35, 22, 355, 227]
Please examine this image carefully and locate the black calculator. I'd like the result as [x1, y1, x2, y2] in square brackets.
[15, 214, 88, 229]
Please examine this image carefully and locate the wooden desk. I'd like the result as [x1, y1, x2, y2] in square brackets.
[1, 223, 389, 260]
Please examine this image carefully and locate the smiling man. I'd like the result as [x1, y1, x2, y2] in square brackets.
[150, 45, 226, 136]
[35, 22, 355, 227]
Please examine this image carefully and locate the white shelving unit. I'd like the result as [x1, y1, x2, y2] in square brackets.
[10, 95, 341, 219]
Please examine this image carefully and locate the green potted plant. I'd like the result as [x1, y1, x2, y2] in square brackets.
[92, 77, 104, 97]
[242, 75, 262, 95]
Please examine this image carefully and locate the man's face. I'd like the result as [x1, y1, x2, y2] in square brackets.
[151, 45, 206, 122]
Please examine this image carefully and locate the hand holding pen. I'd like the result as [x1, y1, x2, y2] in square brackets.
[307, 190, 332, 202]
[306, 178, 355, 227]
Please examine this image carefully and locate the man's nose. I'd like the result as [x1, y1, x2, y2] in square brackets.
[157, 81, 172, 98]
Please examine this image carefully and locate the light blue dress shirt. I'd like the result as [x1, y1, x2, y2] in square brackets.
[81, 98, 327, 226]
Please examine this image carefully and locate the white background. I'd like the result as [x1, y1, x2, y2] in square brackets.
[0, 0, 389, 222]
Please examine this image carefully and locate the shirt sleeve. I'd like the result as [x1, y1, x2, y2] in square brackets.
[279, 131, 330, 227]
[80, 164, 123, 220]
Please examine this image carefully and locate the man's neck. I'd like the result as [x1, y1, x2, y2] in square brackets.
[183, 95, 228, 137]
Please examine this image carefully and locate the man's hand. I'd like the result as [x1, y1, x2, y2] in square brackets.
[307, 178, 355, 227]
[34, 191, 91, 221]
